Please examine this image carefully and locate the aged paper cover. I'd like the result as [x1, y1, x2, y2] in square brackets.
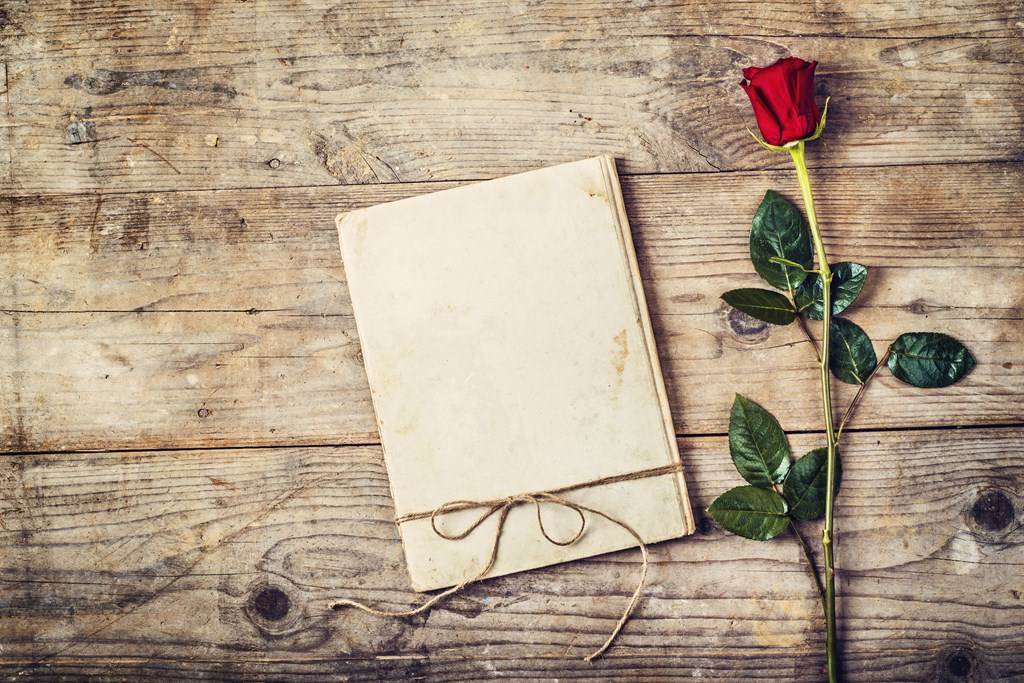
[336, 156, 694, 591]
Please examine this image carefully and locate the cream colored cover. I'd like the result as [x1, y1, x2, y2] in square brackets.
[336, 156, 694, 591]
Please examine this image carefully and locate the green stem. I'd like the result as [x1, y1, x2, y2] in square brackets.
[790, 519, 826, 604]
[790, 141, 839, 683]
[835, 348, 891, 446]
[791, 295, 822, 363]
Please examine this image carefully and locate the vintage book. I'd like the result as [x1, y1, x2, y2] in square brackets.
[336, 155, 694, 592]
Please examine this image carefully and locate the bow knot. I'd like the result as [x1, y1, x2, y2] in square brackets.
[429, 492, 588, 548]
[330, 461, 685, 662]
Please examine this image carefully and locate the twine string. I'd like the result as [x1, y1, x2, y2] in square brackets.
[330, 462, 682, 662]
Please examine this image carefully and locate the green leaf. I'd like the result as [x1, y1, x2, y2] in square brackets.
[729, 394, 791, 487]
[749, 190, 813, 291]
[707, 486, 790, 541]
[794, 262, 869, 320]
[783, 447, 842, 522]
[722, 288, 796, 326]
[829, 317, 877, 385]
[887, 332, 976, 388]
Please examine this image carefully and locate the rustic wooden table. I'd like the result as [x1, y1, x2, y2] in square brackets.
[2, 1, 1022, 681]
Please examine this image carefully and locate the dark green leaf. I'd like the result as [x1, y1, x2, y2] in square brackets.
[707, 486, 790, 541]
[729, 394, 791, 487]
[749, 190, 813, 291]
[794, 262, 869, 320]
[722, 288, 796, 326]
[887, 332, 976, 388]
[783, 447, 842, 521]
[829, 317, 877, 385]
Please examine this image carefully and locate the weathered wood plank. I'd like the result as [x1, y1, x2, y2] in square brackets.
[1, 649, 1020, 683]
[1, 427, 1021, 680]
[2, 0, 1022, 193]
[7, 0, 1021, 46]
[2, 162, 1020, 452]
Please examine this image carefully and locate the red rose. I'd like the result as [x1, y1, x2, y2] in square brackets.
[740, 57, 822, 147]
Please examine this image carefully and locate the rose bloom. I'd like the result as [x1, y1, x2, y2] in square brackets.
[740, 57, 822, 146]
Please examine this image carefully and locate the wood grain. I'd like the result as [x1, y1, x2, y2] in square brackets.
[2, 0, 1022, 193]
[7, 0, 1021, 44]
[1, 427, 1021, 680]
[2, 162, 1020, 453]
[3, 0, 1022, 678]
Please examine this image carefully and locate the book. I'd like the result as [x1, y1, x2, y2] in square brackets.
[336, 155, 694, 592]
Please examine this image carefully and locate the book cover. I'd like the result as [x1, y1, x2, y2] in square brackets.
[336, 155, 693, 592]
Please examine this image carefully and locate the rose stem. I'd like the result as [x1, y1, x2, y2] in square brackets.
[834, 348, 891, 445]
[790, 519, 825, 602]
[789, 140, 839, 683]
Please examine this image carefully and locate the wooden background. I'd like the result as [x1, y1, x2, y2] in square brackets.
[2, 1, 1022, 680]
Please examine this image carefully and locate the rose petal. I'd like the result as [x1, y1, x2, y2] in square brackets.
[752, 60, 801, 126]
[741, 80, 784, 145]
[794, 60, 821, 135]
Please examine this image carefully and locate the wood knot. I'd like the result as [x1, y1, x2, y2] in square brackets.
[907, 298, 932, 316]
[968, 490, 1015, 533]
[252, 586, 290, 621]
[725, 306, 770, 343]
[940, 648, 977, 680]
[947, 652, 973, 677]
[244, 580, 305, 637]
[65, 120, 97, 145]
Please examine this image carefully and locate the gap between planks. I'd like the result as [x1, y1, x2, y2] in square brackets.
[1, 158, 1021, 202]
[1, 421, 1021, 459]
